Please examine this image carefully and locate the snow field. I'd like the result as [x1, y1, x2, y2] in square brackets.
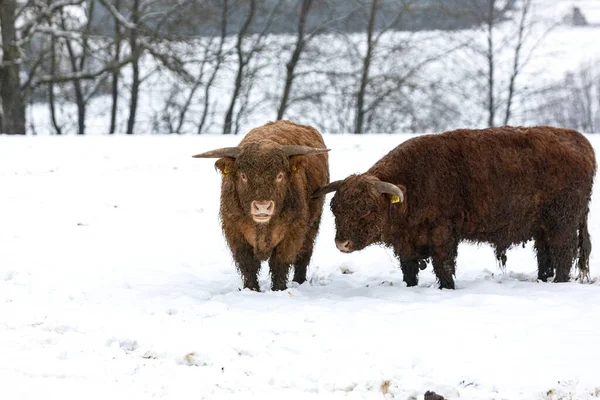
[1, 134, 600, 399]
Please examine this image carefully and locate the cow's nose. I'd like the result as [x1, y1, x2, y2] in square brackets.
[252, 200, 275, 215]
[336, 239, 353, 253]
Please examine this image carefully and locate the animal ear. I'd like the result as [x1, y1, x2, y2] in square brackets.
[289, 155, 308, 174]
[311, 180, 342, 199]
[215, 158, 235, 177]
[192, 147, 240, 159]
[375, 181, 406, 204]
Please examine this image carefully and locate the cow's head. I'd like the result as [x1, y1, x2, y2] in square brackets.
[312, 174, 405, 253]
[193, 142, 329, 224]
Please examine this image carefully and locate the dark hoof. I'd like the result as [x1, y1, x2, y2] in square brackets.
[424, 391, 446, 400]
[271, 283, 288, 291]
[404, 278, 418, 287]
[292, 276, 306, 285]
[242, 279, 260, 291]
[438, 281, 455, 290]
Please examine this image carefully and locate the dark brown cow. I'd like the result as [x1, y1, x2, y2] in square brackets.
[193, 120, 329, 291]
[313, 126, 596, 289]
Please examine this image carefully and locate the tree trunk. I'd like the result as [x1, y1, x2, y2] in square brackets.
[110, 0, 122, 134]
[503, 0, 529, 126]
[65, 38, 86, 135]
[198, 0, 228, 134]
[354, 0, 378, 134]
[0, 0, 26, 134]
[276, 0, 312, 120]
[48, 35, 63, 135]
[126, 0, 140, 135]
[223, 0, 255, 135]
[486, 0, 495, 127]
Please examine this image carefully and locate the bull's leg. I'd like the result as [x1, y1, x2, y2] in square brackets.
[292, 251, 310, 285]
[432, 244, 458, 290]
[534, 236, 554, 282]
[234, 243, 261, 291]
[399, 257, 420, 287]
[269, 248, 291, 291]
[293, 220, 320, 284]
[550, 234, 577, 283]
[495, 247, 507, 273]
[432, 258, 456, 289]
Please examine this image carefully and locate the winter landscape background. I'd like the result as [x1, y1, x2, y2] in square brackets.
[2, 0, 600, 399]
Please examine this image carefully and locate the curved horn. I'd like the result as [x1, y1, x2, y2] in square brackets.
[192, 147, 240, 159]
[281, 145, 330, 157]
[311, 180, 342, 199]
[375, 181, 404, 203]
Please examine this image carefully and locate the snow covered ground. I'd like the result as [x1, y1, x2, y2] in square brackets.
[1, 133, 600, 399]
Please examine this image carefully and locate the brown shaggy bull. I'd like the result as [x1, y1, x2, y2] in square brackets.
[313, 126, 596, 289]
[193, 120, 329, 291]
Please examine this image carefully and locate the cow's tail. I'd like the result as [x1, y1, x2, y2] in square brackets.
[576, 209, 592, 282]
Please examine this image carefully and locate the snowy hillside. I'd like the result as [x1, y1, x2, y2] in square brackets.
[1, 133, 599, 399]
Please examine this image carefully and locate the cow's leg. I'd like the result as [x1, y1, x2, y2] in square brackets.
[534, 234, 554, 282]
[234, 243, 261, 291]
[399, 257, 420, 287]
[293, 203, 324, 285]
[538, 197, 579, 282]
[495, 247, 508, 273]
[550, 232, 577, 283]
[292, 225, 318, 285]
[292, 250, 310, 285]
[432, 244, 458, 290]
[269, 247, 291, 291]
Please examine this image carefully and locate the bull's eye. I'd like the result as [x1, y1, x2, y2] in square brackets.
[276, 172, 284, 182]
[240, 172, 248, 182]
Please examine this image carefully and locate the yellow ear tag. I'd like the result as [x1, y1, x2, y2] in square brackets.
[292, 165, 298, 174]
[390, 195, 401, 204]
[221, 165, 229, 177]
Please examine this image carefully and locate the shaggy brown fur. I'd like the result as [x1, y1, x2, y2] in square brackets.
[314, 126, 596, 289]
[194, 120, 329, 291]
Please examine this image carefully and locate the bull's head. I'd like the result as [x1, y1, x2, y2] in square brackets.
[312, 174, 405, 253]
[193, 142, 329, 224]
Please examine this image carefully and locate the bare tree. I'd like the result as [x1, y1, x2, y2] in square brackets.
[503, 0, 531, 125]
[110, 0, 123, 134]
[97, 0, 195, 134]
[159, 0, 229, 134]
[534, 62, 600, 133]
[48, 33, 63, 135]
[59, 0, 109, 135]
[223, 0, 281, 135]
[349, 0, 455, 133]
[223, 0, 256, 135]
[196, 1, 227, 134]
[438, 0, 549, 127]
[354, 0, 379, 134]
[276, 0, 313, 120]
[0, 0, 26, 134]
[125, 0, 141, 134]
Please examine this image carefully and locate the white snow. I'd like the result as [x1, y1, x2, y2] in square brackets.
[1, 133, 600, 399]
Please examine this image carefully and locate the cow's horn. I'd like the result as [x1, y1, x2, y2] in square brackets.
[375, 181, 404, 203]
[281, 145, 330, 157]
[192, 147, 240, 158]
[311, 180, 342, 199]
